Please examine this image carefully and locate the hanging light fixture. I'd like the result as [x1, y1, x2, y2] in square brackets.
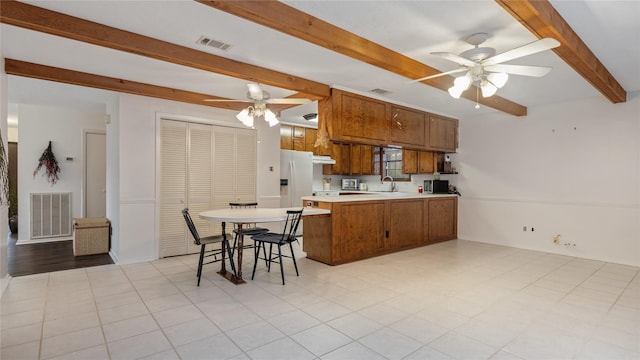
[447, 69, 509, 101]
[235, 103, 279, 127]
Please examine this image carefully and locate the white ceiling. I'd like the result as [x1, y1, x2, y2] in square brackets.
[3, 1, 639, 126]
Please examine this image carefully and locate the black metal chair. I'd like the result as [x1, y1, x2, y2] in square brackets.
[250, 209, 303, 285]
[228, 202, 270, 259]
[182, 208, 235, 286]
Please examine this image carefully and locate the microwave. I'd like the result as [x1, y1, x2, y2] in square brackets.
[424, 180, 449, 194]
[341, 178, 360, 190]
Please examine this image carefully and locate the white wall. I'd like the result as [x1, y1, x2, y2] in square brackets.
[1, 54, 9, 296]
[114, 93, 278, 264]
[17, 104, 106, 243]
[455, 93, 640, 266]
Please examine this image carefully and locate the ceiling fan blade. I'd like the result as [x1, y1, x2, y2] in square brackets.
[409, 68, 468, 83]
[484, 64, 552, 77]
[265, 98, 312, 105]
[246, 83, 264, 100]
[203, 98, 252, 103]
[431, 52, 478, 67]
[482, 37, 560, 66]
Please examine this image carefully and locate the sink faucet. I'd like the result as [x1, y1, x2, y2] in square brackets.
[381, 176, 396, 192]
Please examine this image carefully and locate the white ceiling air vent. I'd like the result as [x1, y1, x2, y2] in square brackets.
[370, 88, 391, 95]
[196, 36, 232, 51]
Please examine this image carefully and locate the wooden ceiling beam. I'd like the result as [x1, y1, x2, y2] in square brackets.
[5, 59, 251, 111]
[0, 0, 330, 99]
[496, 0, 626, 103]
[197, 0, 528, 116]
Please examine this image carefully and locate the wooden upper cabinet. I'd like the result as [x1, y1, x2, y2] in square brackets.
[428, 115, 458, 152]
[403, 149, 435, 174]
[389, 106, 426, 148]
[305, 128, 318, 154]
[292, 126, 306, 151]
[280, 124, 293, 150]
[323, 142, 351, 175]
[280, 124, 319, 153]
[418, 151, 435, 174]
[360, 144, 375, 175]
[402, 149, 418, 174]
[334, 89, 388, 144]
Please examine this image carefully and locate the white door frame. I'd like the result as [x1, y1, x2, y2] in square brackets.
[82, 128, 107, 217]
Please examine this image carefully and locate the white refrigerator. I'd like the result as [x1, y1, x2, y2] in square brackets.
[280, 150, 314, 209]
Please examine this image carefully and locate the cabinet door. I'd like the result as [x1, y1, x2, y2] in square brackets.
[305, 128, 318, 154]
[350, 144, 362, 175]
[418, 151, 435, 174]
[337, 91, 388, 143]
[335, 202, 385, 262]
[386, 199, 424, 249]
[360, 145, 375, 175]
[292, 126, 306, 151]
[390, 107, 426, 148]
[428, 198, 457, 242]
[402, 149, 418, 174]
[429, 115, 458, 152]
[280, 124, 293, 150]
[323, 142, 350, 175]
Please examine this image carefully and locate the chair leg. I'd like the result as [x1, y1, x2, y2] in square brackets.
[289, 242, 299, 277]
[224, 238, 237, 278]
[277, 244, 285, 285]
[267, 243, 274, 272]
[261, 242, 269, 267]
[197, 244, 206, 287]
[251, 240, 260, 280]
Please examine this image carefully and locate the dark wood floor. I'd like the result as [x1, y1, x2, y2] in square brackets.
[8, 232, 114, 277]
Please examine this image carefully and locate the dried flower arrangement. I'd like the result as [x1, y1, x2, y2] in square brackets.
[33, 141, 60, 186]
[0, 129, 8, 207]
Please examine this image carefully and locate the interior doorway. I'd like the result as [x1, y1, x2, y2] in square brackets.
[84, 130, 106, 217]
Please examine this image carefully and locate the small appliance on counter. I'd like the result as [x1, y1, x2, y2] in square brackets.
[341, 178, 360, 191]
[424, 179, 449, 194]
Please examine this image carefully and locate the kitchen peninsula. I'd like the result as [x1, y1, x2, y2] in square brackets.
[301, 193, 457, 265]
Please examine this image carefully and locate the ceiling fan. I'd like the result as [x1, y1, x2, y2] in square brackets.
[413, 33, 560, 99]
[205, 83, 312, 127]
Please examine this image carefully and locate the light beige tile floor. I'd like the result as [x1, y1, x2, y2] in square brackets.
[1, 240, 638, 360]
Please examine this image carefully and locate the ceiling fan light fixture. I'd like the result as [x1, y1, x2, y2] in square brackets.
[487, 72, 508, 88]
[264, 109, 279, 127]
[448, 85, 464, 99]
[236, 107, 254, 127]
[481, 81, 497, 97]
[454, 75, 472, 90]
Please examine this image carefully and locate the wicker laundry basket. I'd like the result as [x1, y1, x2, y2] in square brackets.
[73, 217, 110, 256]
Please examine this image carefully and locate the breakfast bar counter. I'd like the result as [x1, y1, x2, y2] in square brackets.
[301, 193, 458, 265]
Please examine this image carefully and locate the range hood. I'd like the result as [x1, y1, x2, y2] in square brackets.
[312, 155, 336, 165]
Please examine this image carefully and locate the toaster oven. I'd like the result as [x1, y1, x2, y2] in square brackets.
[341, 178, 360, 190]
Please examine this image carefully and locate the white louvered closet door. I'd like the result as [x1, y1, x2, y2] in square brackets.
[235, 128, 257, 203]
[211, 127, 236, 236]
[160, 120, 187, 257]
[186, 123, 214, 254]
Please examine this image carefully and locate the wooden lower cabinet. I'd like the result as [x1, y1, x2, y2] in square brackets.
[386, 199, 424, 249]
[303, 196, 457, 265]
[334, 201, 386, 263]
[428, 197, 458, 242]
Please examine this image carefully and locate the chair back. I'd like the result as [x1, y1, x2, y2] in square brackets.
[281, 209, 303, 243]
[182, 208, 201, 246]
[229, 202, 259, 230]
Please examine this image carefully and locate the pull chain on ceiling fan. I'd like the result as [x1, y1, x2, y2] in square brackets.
[413, 33, 560, 100]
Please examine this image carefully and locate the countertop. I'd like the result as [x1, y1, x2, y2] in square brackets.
[302, 191, 458, 203]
